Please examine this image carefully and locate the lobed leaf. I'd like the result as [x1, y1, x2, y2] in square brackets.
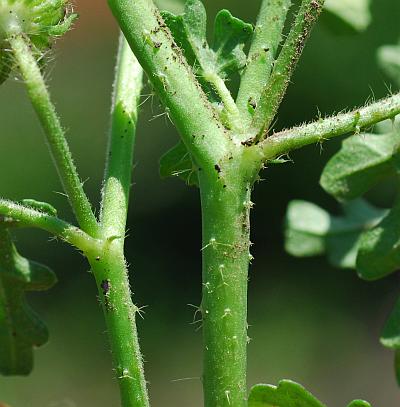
[0, 228, 56, 375]
[161, 0, 252, 80]
[285, 199, 386, 269]
[323, 0, 371, 33]
[159, 140, 199, 186]
[320, 132, 400, 201]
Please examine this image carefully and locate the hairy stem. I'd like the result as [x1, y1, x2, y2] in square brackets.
[259, 92, 400, 160]
[93, 34, 149, 407]
[236, 0, 291, 128]
[88, 244, 149, 407]
[251, 0, 324, 140]
[199, 171, 252, 407]
[101, 34, 143, 238]
[9, 34, 98, 236]
[0, 199, 97, 252]
[107, 0, 230, 171]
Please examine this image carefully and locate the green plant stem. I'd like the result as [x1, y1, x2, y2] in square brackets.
[199, 170, 252, 407]
[101, 34, 143, 238]
[204, 72, 243, 133]
[107, 0, 229, 170]
[0, 199, 97, 252]
[251, 0, 324, 140]
[9, 34, 98, 236]
[88, 245, 149, 407]
[236, 0, 291, 128]
[259, 92, 400, 160]
[95, 34, 149, 407]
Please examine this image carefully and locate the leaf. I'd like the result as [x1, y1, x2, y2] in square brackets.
[356, 197, 400, 280]
[285, 199, 386, 269]
[346, 401, 371, 407]
[159, 140, 199, 186]
[377, 42, 400, 88]
[248, 380, 371, 407]
[0, 228, 56, 375]
[381, 297, 400, 349]
[323, 0, 371, 33]
[161, 0, 252, 80]
[248, 380, 326, 407]
[0, 49, 12, 85]
[320, 132, 400, 201]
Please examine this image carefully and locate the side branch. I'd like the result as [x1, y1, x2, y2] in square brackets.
[0, 199, 98, 253]
[251, 0, 324, 140]
[236, 0, 291, 129]
[101, 34, 143, 240]
[259, 92, 400, 160]
[107, 0, 230, 171]
[9, 34, 99, 236]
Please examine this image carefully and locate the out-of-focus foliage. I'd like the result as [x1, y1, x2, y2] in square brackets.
[285, 41, 400, 386]
[248, 380, 371, 407]
[323, 0, 371, 33]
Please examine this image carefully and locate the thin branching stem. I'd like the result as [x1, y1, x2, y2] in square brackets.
[258, 92, 400, 160]
[9, 34, 99, 236]
[251, 0, 324, 141]
[93, 34, 149, 407]
[236, 0, 292, 129]
[101, 34, 143, 240]
[0, 199, 97, 252]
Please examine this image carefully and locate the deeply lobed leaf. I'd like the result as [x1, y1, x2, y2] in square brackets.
[0, 228, 56, 375]
[161, 0, 252, 81]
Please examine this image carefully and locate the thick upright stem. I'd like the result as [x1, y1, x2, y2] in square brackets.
[107, 0, 229, 169]
[88, 244, 149, 407]
[199, 174, 252, 407]
[9, 34, 98, 236]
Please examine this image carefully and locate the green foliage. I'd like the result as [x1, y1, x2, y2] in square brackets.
[323, 0, 371, 33]
[320, 132, 400, 201]
[161, 0, 252, 81]
[356, 196, 400, 280]
[159, 140, 199, 186]
[0, 1, 77, 84]
[285, 199, 386, 268]
[285, 41, 400, 389]
[378, 41, 400, 88]
[159, 0, 253, 185]
[248, 380, 325, 407]
[248, 380, 371, 407]
[0, 228, 56, 375]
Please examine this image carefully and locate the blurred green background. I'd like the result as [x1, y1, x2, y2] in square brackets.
[1, 0, 400, 405]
